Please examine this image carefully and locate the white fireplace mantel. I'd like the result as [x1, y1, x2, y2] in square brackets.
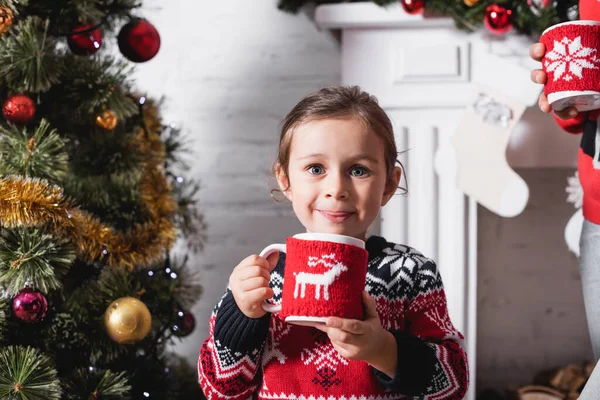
[315, 4, 542, 399]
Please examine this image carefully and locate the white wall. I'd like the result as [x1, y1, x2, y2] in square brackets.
[130, 0, 340, 366]
[477, 169, 592, 392]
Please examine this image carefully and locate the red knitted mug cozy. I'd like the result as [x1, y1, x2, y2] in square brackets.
[278, 237, 368, 320]
[541, 21, 600, 108]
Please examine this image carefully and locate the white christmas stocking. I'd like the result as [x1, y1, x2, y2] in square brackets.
[454, 87, 528, 217]
[435, 54, 541, 218]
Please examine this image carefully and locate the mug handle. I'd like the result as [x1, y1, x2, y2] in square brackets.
[259, 243, 286, 313]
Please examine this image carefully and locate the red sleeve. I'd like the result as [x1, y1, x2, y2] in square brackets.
[552, 111, 588, 134]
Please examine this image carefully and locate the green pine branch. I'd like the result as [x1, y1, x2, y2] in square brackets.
[97, 266, 143, 301]
[0, 119, 69, 183]
[38, 55, 138, 130]
[276, 0, 579, 36]
[171, 177, 206, 253]
[41, 312, 89, 357]
[0, 16, 63, 93]
[61, 55, 138, 121]
[0, 298, 7, 343]
[164, 255, 202, 310]
[161, 121, 192, 172]
[162, 354, 206, 400]
[160, 118, 207, 251]
[63, 168, 147, 231]
[0, 346, 61, 400]
[63, 368, 131, 400]
[0, 227, 75, 297]
[0, 1, 28, 12]
[19, 0, 140, 35]
[67, 125, 144, 175]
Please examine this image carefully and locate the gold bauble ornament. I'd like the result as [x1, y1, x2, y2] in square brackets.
[0, 7, 13, 36]
[95, 109, 118, 131]
[104, 297, 152, 344]
[464, 0, 479, 6]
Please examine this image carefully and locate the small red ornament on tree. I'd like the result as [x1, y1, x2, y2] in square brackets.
[12, 287, 48, 323]
[2, 93, 36, 125]
[170, 309, 195, 337]
[400, 0, 425, 15]
[484, 4, 513, 35]
[67, 24, 102, 56]
[118, 19, 161, 63]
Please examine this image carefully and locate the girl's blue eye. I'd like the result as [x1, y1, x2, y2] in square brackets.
[307, 165, 324, 175]
[350, 166, 368, 177]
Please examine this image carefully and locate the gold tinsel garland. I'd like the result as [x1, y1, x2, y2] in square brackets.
[0, 102, 178, 270]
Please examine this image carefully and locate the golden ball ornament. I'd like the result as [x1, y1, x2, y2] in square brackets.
[464, 0, 479, 6]
[95, 109, 118, 131]
[104, 297, 152, 344]
[0, 7, 14, 36]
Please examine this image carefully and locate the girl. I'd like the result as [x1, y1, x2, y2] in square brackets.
[198, 86, 469, 399]
[530, 1, 600, 398]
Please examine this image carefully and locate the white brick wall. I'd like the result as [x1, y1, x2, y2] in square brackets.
[132, 0, 340, 366]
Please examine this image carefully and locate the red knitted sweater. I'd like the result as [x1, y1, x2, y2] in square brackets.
[198, 236, 469, 400]
[552, 0, 600, 224]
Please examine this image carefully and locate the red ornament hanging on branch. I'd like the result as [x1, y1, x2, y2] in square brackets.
[484, 4, 513, 35]
[12, 287, 48, 323]
[400, 0, 424, 15]
[118, 19, 161, 63]
[67, 24, 102, 56]
[2, 93, 36, 125]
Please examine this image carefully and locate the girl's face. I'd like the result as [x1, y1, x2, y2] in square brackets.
[277, 117, 401, 240]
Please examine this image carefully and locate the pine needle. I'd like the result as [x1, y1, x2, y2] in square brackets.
[0, 346, 61, 400]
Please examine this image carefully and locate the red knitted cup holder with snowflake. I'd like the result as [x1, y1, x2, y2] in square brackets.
[541, 20, 600, 112]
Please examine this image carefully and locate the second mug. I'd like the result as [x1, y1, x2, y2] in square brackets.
[541, 20, 600, 112]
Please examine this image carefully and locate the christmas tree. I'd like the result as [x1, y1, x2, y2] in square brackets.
[278, 0, 580, 37]
[0, 1, 206, 399]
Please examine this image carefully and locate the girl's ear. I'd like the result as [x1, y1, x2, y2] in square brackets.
[381, 166, 402, 206]
[275, 163, 292, 201]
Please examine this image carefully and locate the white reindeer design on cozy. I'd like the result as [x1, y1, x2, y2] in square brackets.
[293, 253, 348, 301]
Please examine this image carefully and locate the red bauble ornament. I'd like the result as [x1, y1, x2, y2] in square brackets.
[67, 24, 102, 56]
[484, 4, 513, 35]
[170, 309, 195, 337]
[118, 19, 161, 63]
[12, 287, 48, 323]
[400, 0, 425, 15]
[2, 94, 36, 125]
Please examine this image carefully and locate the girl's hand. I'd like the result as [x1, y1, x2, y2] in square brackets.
[315, 291, 397, 376]
[529, 42, 579, 120]
[229, 252, 279, 319]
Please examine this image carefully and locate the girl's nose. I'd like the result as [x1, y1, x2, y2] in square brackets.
[325, 174, 349, 200]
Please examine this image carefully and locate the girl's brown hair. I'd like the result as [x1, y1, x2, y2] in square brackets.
[275, 85, 403, 187]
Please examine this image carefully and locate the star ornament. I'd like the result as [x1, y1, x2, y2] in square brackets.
[544, 36, 600, 82]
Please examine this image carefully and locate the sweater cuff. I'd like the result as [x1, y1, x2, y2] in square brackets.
[372, 330, 438, 396]
[552, 110, 587, 134]
[214, 291, 270, 353]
